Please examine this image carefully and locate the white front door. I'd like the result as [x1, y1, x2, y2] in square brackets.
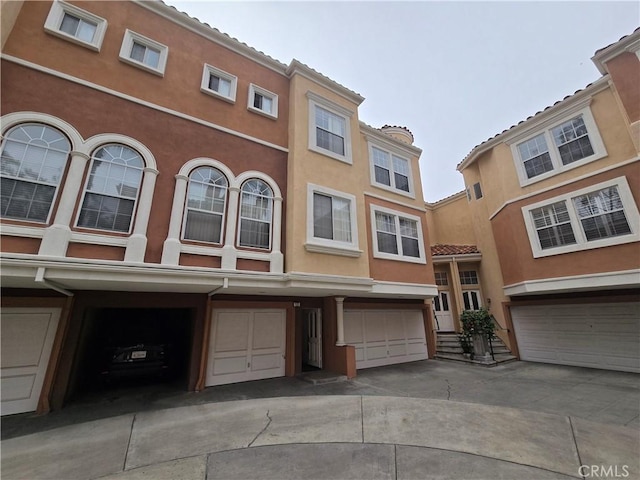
[433, 291, 454, 331]
[344, 309, 428, 369]
[206, 309, 286, 386]
[1, 308, 61, 416]
[304, 309, 322, 368]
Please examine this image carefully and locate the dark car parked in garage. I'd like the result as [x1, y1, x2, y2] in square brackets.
[101, 343, 169, 381]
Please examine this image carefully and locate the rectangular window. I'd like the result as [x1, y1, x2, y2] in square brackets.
[511, 106, 606, 186]
[248, 84, 278, 118]
[435, 272, 448, 286]
[119, 30, 168, 76]
[308, 93, 353, 164]
[522, 177, 638, 257]
[201, 64, 237, 103]
[473, 182, 483, 200]
[459, 271, 478, 285]
[369, 144, 413, 195]
[305, 184, 360, 257]
[44, 1, 107, 51]
[370, 206, 426, 263]
[462, 291, 482, 311]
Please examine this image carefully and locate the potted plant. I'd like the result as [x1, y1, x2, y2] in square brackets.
[458, 332, 473, 359]
[459, 307, 496, 362]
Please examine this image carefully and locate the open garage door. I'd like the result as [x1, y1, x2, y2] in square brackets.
[1, 308, 60, 416]
[512, 302, 640, 373]
[344, 309, 428, 369]
[206, 309, 286, 386]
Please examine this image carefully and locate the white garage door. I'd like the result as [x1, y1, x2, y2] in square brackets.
[206, 309, 286, 386]
[512, 303, 640, 373]
[344, 310, 428, 369]
[1, 308, 61, 416]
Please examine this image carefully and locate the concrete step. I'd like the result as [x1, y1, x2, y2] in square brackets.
[436, 347, 464, 354]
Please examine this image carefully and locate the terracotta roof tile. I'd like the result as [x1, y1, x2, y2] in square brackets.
[431, 244, 480, 256]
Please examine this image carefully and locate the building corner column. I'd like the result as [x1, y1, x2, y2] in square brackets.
[335, 296, 346, 346]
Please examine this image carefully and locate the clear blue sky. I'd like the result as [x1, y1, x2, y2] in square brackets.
[169, 1, 639, 202]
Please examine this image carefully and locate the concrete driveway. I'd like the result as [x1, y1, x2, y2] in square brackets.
[2, 360, 639, 479]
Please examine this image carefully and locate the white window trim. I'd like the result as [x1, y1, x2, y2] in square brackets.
[119, 29, 168, 77]
[509, 105, 607, 187]
[522, 176, 640, 258]
[367, 141, 415, 198]
[307, 92, 353, 165]
[44, 0, 107, 52]
[305, 183, 360, 257]
[201, 64, 237, 104]
[370, 205, 426, 264]
[247, 83, 278, 119]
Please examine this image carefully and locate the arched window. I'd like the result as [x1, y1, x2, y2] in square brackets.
[0, 123, 71, 222]
[183, 166, 228, 243]
[77, 144, 144, 232]
[238, 179, 273, 249]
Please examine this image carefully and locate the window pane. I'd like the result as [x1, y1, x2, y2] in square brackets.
[239, 219, 270, 248]
[531, 201, 576, 249]
[316, 106, 345, 155]
[130, 42, 145, 62]
[332, 196, 352, 242]
[441, 292, 449, 312]
[573, 187, 631, 241]
[377, 231, 398, 254]
[433, 296, 441, 312]
[313, 193, 333, 239]
[77, 19, 97, 42]
[401, 236, 420, 257]
[145, 46, 160, 68]
[184, 210, 222, 243]
[463, 292, 471, 311]
[394, 173, 410, 192]
[60, 13, 80, 36]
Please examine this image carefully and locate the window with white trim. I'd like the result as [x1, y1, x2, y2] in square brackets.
[248, 84, 278, 118]
[369, 144, 413, 195]
[1, 123, 70, 223]
[511, 106, 606, 186]
[305, 184, 359, 256]
[44, 1, 107, 51]
[308, 94, 352, 163]
[77, 144, 144, 233]
[462, 290, 482, 310]
[201, 64, 237, 103]
[238, 179, 273, 249]
[459, 270, 479, 285]
[119, 29, 168, 76]
[523, 177, 639, 258]
[435, 272, 448, 286]
[183, 167, 228, 244]
[370, 205, 426, 264]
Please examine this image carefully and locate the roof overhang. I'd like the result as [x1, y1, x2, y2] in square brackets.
[431, 253, 482, 264]
[591, 29, 640, 75]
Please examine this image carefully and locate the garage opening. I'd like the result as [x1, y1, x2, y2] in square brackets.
[71, 308, 194, 398]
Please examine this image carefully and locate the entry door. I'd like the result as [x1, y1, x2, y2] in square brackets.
[206, 309, 286, 386]
[433, 291, 454, 331]
[305, 309, 322, 368]
[1, 308, 61, 416]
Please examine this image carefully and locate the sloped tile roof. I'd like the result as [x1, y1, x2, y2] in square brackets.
[431, 244, 480, 256]
[594, 26, 640, 55]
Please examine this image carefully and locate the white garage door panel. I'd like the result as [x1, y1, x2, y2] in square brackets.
[1, 308, 61, 416]
[345, 310, 428, 369]
[206, 309, 286, 386]
[512, 303, 640, 373]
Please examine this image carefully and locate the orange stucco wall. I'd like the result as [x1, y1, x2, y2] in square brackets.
[1, 60, 288, 265]
[3, 1, 289, 148]
[492, 163, 640, 286]
[605, 51, 640, 123]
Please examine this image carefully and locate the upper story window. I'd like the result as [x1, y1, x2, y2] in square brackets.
[77, 144, 144, 233]
[510, 106, 606, 186]
[238, 179, 273, 249]
[119, 30, 168, 76]
[183, 167, 228, 244]
[44, 1, 107, 51]
[459, 270, 479, 285]
[305, 183, 359, 257]
[201, 64, 237, 103]
[435, 272, 448, 286]
[473, 182, 483, 200]
[1, 123, 70, 223]
[369, 145, 413, 196]
[248, 84, 278, 119]
[307, 93, 353, 164]
[522, 176, 639, 258]
[370, 205, 426, 264]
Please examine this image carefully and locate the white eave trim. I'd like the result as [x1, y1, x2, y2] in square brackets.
[591, 31, 640, 75]
[457, 76, 610, 172]
[431, 253, 482, 264]
[371, 281, 437, 298]
[504, 269, 640, 297]
[361, 123, 422, 156]
[287, 59, 364, 105]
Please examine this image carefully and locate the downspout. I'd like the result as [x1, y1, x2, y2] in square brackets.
[196, 278, 229, 391]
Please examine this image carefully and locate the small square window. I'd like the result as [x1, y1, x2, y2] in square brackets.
[459, 271, 479, 285]
[201, 64, 237, 103]
[44, 1, 107, 51]
[119, 29, 168, 76]
[248, 84, 278, 119]
[435, 272, 448, 286]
